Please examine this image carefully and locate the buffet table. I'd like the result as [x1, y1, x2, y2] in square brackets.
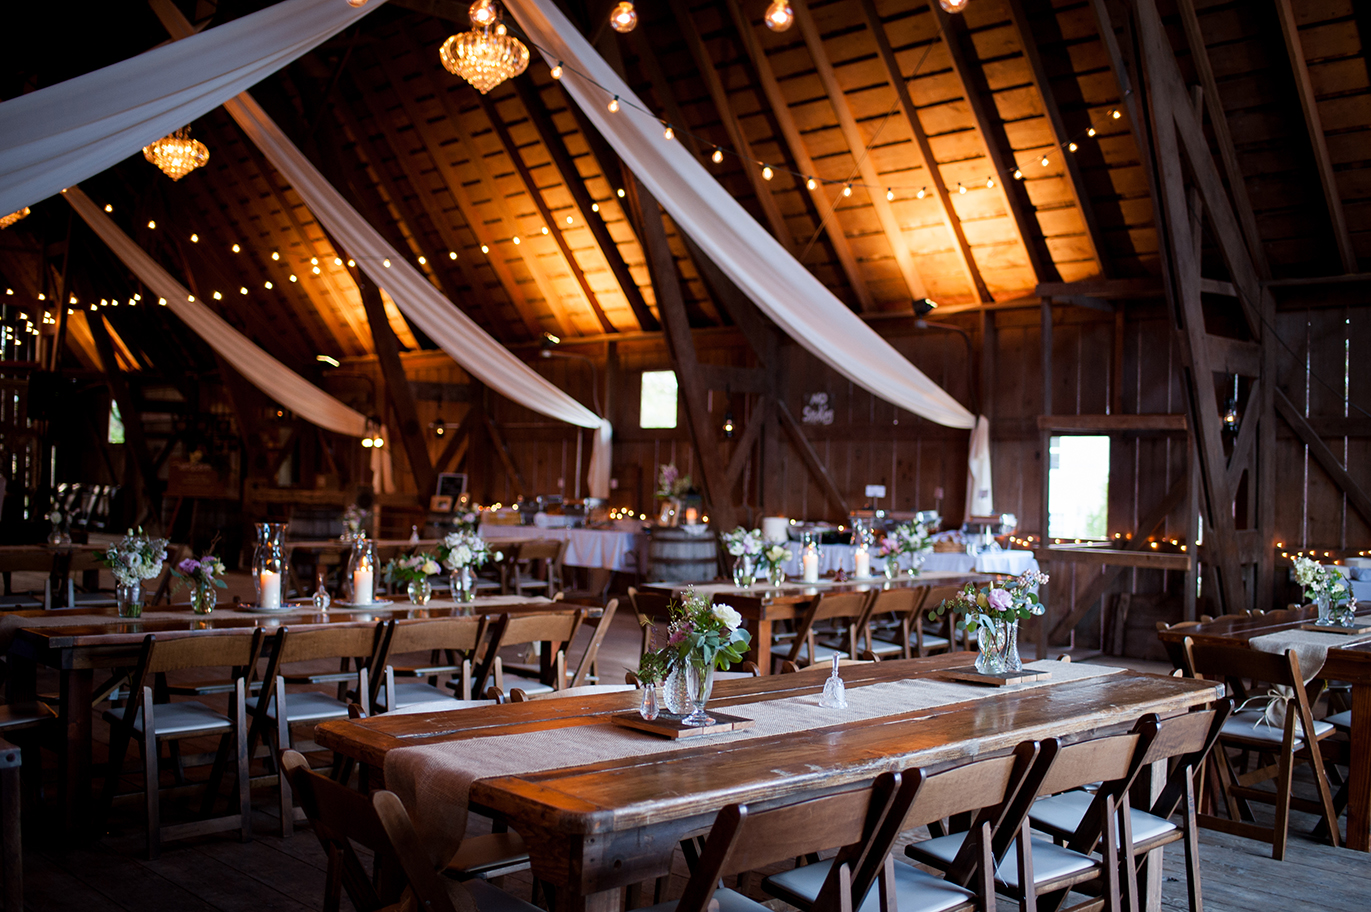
[479, 523, 646, 572]
[777, 544, 1039, 578]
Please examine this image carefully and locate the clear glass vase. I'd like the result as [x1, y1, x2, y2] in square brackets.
[450, 566, 476, 604]
[638, 683, 660, 720]
[663, 663, 690, 715]
[407, 577, 433, 606]
[767, 561, 786, 587]
[732, 555, 756, 588]
[682, 659, 716, 727]
[1332, 598, 1356, 628]
[191, 583, 216, 615]
[974, 618, 1023, 675]
[882, 557, 899, 581]
[253, 522, 287, 609]
[117, 582, 143, 619]
[907, 551, 927, 579]
[1316, 591, 1334, 625]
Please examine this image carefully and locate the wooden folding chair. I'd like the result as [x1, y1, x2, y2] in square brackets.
[1155, 620, 1201, 673]
[920, 584, 972, 651]
[367, 616, 487, 711]
[0, 550, 60, 609]
[281, 751, 541, 912]
[857, 586, 947, 659]
[782, 590, 875, 672]
[470, 610, 585, 697]
[627, 586, 673, 654]
[248, 623, 385, 836]
[1184, 639, 1341, 858]
[569, 597, 620, 687]
[510, 539, 566, 597]
[99, 633, 254, 858]
[764, 741, 1045, 912]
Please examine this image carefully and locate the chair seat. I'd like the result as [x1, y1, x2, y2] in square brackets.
[445, 831, 530, 877]
[246, 690, 349, 723]
[1220, 709, 1333, 746]
[635, 887, 770, 912]
[764, 856, 978, 912]
[393, 871, 546, 912]
[103, 700, 233, 737]
[0, 701, 57, 731]
[392, 699, 495, 716]
[1029, 790, 1179, 847]
[909, 832, 1097, 891]
[1326, 709, 1352, 730]
[375, 680, 452, 710]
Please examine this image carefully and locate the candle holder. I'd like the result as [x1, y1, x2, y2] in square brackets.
[801, 533, 820, 583]
[252, 522, 288, 609]
[347, 536, 377, 606]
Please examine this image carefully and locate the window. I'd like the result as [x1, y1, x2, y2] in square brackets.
[108, 400, 125, 445]
[1048, 435, 1109, 539]
[639, 370, 678, 428]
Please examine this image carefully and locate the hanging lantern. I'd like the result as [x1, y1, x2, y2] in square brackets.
[938, 0, 971, 12]
[142, 127, 209, 181]
[0, 207, 31, 230]
[609, 1, 637, 33]
[764, 0, 794, 31]
[440, 1, 530, 94]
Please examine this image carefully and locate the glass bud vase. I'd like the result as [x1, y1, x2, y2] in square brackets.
[1332, 598, 1356, 628]
[638, 683, 660, 720]
[732, 555, 756, 588]
[682, 658, 716, 727]
[450, 566, 476, 604]
[253, 522, 288, 609]
[663, 663, 690, 715]
[907, 551, 927, 579]
[882, 557, 899, 581]
[407, 577, 433, 606]
[117, 582, 143, 619]
[191, 583, 217, 615]
[767, 560, 786, 587]
[1316, 591, 1334, 626]
[974, 618, 1008, 675]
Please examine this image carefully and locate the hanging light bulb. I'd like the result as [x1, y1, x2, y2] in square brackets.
[842, 183, 853, 197]
[761, 165, 774, 180]
[609, 1, 637, 33]
[607, 95, 620, 113]
[147, 220, 157, 229]
[957, 182, 966, 194]
[190, 233, 199, 243]
[1112, 109, 1122, 119]
[986, 176, 995, 188]
[916, 187, 926, 199]
[550, 61, 563, 80]
[1087, 127, 1097, 137]
[712, 147, 724, 163]
[886, 187, 895, 201]
[418, 255, 428, 264]
[1068, 142, 1078, 152]
[1013, 168, 1023, 180]
[271, 251, 280, 261]
[469, 0, 497, 26]
[938, 0, 970, 12]
[231, 243, 241, 253]
[806, 176, 817, 190]
[663, 124, 674, 140]
[764, 0, 794, 31]
[104, 204, 113, 213]
[1041, 155, 1050, 166]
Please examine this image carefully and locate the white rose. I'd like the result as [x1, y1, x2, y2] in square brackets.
[711, 603, 743, 630]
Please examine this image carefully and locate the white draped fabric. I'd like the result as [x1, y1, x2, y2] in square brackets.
[965, 415, 994, 519]
[0, 0, 383, 218]
[64, 187, 369, 438]
[504, 0, 977, 433]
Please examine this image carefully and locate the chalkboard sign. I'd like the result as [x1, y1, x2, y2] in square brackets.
[436, 473, 467, 499]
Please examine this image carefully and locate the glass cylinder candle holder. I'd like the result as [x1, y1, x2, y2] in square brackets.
[252, 522, 287, 609]
[346, 536, 377, 605]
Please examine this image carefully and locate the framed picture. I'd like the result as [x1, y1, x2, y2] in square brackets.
[429, 494, 455, 513]
[436, 472, 468, 499]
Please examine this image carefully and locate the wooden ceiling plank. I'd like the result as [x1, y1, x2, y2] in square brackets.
[474, 90, 617, 333]
[1272, 0, 1358, 273]
[930, 5, 1058, 285]
[1174, 0, 1270, 280]
[511, 74, 659, 332]
[790, 0, 929, 302]
[376, 37, 572, 339]
[857, 0, 990, 303]
[1001, 0, 1111, 279]
[721, 0, 874, 311]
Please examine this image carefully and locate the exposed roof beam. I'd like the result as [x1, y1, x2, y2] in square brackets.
[930, 4, 1058, 285]
[511, 74, 659, 332]
[857, 0, 990, 303]
[1272, 0, 1357, 272]
[1001, 0, 1111, 278]
[720, 0, 874, 311]
[474, 90, 617, 333]
[791, 0, 929, 301]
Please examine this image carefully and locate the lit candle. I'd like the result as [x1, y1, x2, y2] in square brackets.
[802, 547, 819, 583]
[684, 506, 699, 525]
[352, 568, 374, 605]
[854, 547, 870, 579]
[258, 569, 282, 610]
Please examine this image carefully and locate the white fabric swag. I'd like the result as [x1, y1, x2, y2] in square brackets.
[64, 186, 369, 438]
[0, 0, 384, 218]
[504, 0, 978, 433]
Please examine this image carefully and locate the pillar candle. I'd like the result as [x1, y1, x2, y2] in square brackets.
[684, 506, 699, 525]
[259, 569, 282, 610]
[802, 549, 819, 583]
[854, 547, 870, 579]
[352, 568, 374, 605]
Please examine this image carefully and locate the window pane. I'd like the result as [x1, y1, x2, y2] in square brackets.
[639, 371, 678, 428]
[1048, 435, 1109, 539]
[108, 400, 125, 445]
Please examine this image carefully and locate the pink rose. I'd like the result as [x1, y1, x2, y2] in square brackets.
[986, 588, 1013, 612]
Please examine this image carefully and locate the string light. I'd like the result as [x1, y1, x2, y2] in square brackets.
[609, 1, 637, 33]
[591, 203, 599, 212]
[347, 259, 356, 267]
[842, 183, 853, 197]
[418, 255, 427, 264]
[289, 274, 298, 282]
[616, 188, 625, 198]
[1112, 109, 1121, 119]
[550, 62, 563, 80]
[565, 216, 573, 225]
[265, 281, 273, 289]
[917, 187, 926, 199]
[240, 287, 248, 295]
[806, 177, 817, 190]
[450, 250, 459, 258]
[335, 257, 343, 266]
[312, 266, 321, 274]
[481, 244, 490, 253]
[541, 226, 549, 235]
[383, 257, 392, 265]
[761, 166, 774, 180]
[104, 204, 113, 213]
[190, 233, 199, 242]
[212, 291, 221, 300]
[607, 95, 620, 113]
[231, 244, 241, 253]
[712, 147, 723, 164]
[663, 124, 674, 140]
[1041, 155, 1050, 166]
[511, 236, 521, 245]
[957, 182, 966, 194]
[147, 220, 157, 229]
[886, 187, 894, 201]
[1087, 127, 1096, 137]
[986, 176, 995, 189]
[271, 251, 280, 261]
[311, 257, 319, 265]
[764, 0, 794, 31]
[1068, 142, 1078, 152]
[1014, 169, 1023, 180]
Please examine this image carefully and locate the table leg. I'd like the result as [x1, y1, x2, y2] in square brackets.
[1345, 681, 1371, 851]
[59, 668, 93, 837]
[746, 618, 773, 674]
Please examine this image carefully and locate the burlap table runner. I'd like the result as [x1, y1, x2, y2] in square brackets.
[1250, 621, 1371, 683]
[385, 660, 1123, 856]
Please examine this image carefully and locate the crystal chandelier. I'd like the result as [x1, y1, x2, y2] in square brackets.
[440, 1, 529, 95]
[0, 207, 30, 230]
[142, 126, 209, 181]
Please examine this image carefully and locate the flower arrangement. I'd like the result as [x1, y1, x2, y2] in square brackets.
[886, 520, 932, 557]
[1293, 556, 1349, 607]
[929, 569, 1050, 634]
[171, 553, 227, 592]
[99, 528, 171, 587]
[342, 503, 369, 539]
[761, 542, 792, 573]
[721, 526, 764, 558]
[451, 509, 480, 534]
[438, 530, 500, 570]
[655, 463, 692, 500]
[384, 553, 443, 585]
[662, 587, 752, 671]
[636, 647, 671, 686]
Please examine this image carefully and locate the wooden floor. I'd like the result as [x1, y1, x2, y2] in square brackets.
[7, 580, 1371, 911]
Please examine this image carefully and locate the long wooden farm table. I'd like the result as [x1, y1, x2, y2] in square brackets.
[317, 655, 1219, 912]
[641, 571, 988, 672]
[1, 596, 585, 837]
[1157, 604, 1371, 851]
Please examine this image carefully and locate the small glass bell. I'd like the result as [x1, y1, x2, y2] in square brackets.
[819, 653, 847, 709]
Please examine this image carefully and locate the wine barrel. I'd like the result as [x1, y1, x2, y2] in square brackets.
[647, 527, 718, 582]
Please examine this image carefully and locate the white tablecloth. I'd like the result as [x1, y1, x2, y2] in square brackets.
[777, 544, 1037, 578]
[480, 524, 646, 572]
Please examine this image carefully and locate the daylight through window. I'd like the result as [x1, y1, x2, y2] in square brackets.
[639, 370, 679, 428]
[1048, 435, 1109, 539]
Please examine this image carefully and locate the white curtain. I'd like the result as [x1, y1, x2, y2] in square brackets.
[965, 416, 994, 519]
[65, 186, 370, 438]
[0, 0, 384, 218]
[505, 0, 977, 433]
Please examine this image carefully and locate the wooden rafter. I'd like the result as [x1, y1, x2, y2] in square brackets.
[791, 0, 929, 301]
[857, 0, 990, 303]
[1272, 0, 1357, 272]
[720, 0, 874, 311]
[1001, 0, 1110, 279]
